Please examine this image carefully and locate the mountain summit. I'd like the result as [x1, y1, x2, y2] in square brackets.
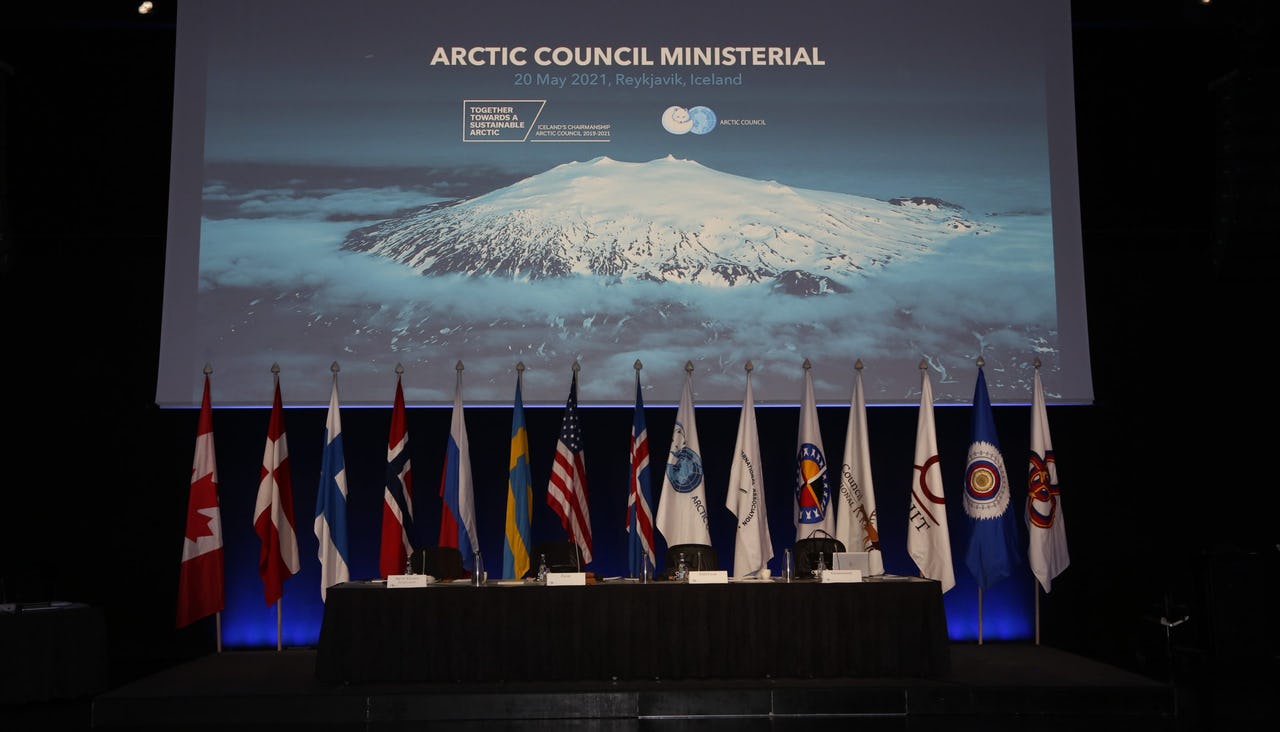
[342, 156, 988, 295]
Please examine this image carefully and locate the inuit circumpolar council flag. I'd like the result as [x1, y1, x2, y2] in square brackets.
[656, 367, 711, 547]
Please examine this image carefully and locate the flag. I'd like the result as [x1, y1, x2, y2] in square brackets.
[547, 369, 593, 563]
[907, 366, 955, 592]
[177, 371, 224, 628]
[794, 362, 834, 541]
[314, 369, 350, 601]
[962, 365, 1017, 590]
[254, 371, 299, 606]
[656, 367, 711, 547]
[503, 374, 533, 580]
[834, 365, 884, 576]
[1028, 368, 1069, 592]
[726, 367, 772, 578]
[627, 371, 656, 578]
[378, 374, 414, 578]
[439, 368, 478, 571]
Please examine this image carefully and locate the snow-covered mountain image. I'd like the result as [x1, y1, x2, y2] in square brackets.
[342, 156, 992, 296]
[189, 155, 1060, 407]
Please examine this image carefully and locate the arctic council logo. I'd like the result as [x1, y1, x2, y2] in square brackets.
[661, 105, 717, 135]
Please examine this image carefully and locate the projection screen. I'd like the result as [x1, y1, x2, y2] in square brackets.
[156, 0, 1091, 408]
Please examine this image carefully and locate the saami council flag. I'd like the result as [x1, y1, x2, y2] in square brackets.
[547, 367, 593, 563]
[794, 361, 834, 542]
[177, 369, 224, 628]
[439, 365, 478, 571]
[503, 373, 533, 580]
[378, 373, 413, 578]
[627, 370, 656, 578]
[656, 365, 711, 547]
[314, 367, 350, 601]
[726, 366, 772, 578]
[907, 365, 955, 592]
[834, 364, 884, 576]
[962, 365, 1017, 590]
[1028, 367, 1070, 592]
[254, 369, 300, 606]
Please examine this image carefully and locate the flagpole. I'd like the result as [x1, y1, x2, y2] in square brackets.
[216, 612, 222, 654]
[633, 358, 644, 579]
[978, 587, 984, 645]
[1035, 580, 1041, 645]
[276, 600, 283, 651]
[1033, 357, 1042, 647]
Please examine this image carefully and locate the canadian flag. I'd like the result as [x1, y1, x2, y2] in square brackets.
[176, 371, 224, 628]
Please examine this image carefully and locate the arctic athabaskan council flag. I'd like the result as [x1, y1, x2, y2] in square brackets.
[834, 363, 884, 576]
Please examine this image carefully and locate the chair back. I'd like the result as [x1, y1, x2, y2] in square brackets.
[792, 536, 846, 575]
[410, 546, 467, 580]
[664, 543, 718, 575]
[530, 540, 583, 574]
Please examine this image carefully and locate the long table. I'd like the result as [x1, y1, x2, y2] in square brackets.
[315, 576, 950, 683]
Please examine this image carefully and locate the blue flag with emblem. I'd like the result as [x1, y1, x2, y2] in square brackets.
[962, 365, 1018, 589]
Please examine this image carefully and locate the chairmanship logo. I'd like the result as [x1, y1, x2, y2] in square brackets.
[661, 105, 717, 135]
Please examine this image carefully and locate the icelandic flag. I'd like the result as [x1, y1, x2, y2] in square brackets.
[314, 368, 350, 601]
[627, 371, 656, 578]
[439, 366, 478, 571]
[503, 374, 533, 580]
[378, 374, 414, 578]
[962, 365, 1017, 590]
[726, 367, 772, 578]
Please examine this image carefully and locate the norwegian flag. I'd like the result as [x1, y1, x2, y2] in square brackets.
[379, 374, 414, 578]
[176, 370, 224, 628]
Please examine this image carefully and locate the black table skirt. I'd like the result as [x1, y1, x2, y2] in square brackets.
[315, 577, 950, 683]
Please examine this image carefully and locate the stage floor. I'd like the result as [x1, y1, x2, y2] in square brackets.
[67, 642, 1184, 730]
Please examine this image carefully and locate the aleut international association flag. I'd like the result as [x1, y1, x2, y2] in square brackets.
[907, 364, 955, 593]
[177, 369, 224, 628]
[656, 365, 711, 547]
[834, 364, 884, 576]
[726, 365, 772, 578]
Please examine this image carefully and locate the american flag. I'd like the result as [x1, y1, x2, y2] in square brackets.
[627, 372, 655, 577]
[548, 369, 592, 563]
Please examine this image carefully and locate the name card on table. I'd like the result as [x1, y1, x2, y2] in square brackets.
[820, 569, 863, 583]
[546, 572, 587, 586]
[688, 570, 729, 584]
[387, 574, 430, 588]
